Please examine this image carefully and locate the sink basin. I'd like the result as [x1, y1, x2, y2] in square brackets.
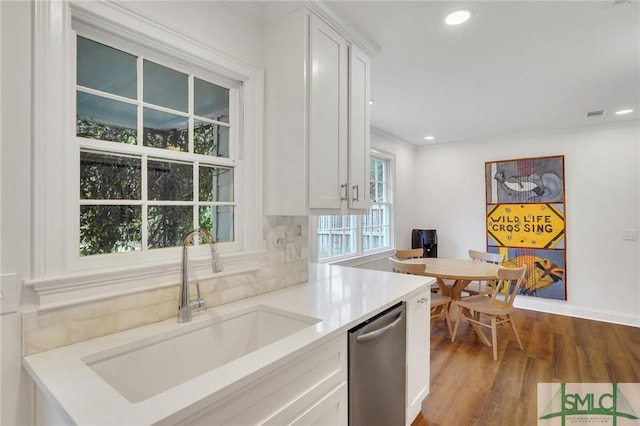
[83, 305, 320, 402]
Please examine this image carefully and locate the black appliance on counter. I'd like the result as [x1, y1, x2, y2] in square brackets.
[411, 229, 437, 258]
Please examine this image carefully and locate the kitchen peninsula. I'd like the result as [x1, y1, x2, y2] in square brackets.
[24, 264, 432, 426]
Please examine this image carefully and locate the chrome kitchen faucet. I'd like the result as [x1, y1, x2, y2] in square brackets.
[177, 229, 223, 323]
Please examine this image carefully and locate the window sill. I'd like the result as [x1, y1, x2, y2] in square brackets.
[324, 248, 395, 268]
[24, 250, 266, 311]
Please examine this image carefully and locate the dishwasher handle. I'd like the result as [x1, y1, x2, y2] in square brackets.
[355, 313, 403, 343]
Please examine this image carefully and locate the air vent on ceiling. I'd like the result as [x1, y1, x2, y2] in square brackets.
[586, 109, 606, 117]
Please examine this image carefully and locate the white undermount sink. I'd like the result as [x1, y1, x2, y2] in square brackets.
[83, 305, 320, 403]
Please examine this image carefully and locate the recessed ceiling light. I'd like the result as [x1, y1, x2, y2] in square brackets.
[424, 136, 435, 141]
[369, 99, 374, 105]
[445, 10, 472, 26]
[586, 109, 606, 117]
[615, 108, 634, 115]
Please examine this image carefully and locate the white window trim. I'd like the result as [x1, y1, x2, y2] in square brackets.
[27, 0, 264, 309]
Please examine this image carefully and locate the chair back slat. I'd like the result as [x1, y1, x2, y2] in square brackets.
[389, 257, 426, 275]
[490, 265, 527, 306]
[469, 249, 504, 264]
[395, 248, 424, 260]
[466, 250, 505, 295]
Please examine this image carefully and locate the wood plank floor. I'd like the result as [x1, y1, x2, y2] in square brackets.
[411, 308, 640, 426]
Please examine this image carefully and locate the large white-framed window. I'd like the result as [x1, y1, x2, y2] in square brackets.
[28, 1, 264, 308]
[76, 35, 238, 256]
[315, 153, 393, 262]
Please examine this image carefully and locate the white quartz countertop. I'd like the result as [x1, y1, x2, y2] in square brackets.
[23, 263, 432, 425]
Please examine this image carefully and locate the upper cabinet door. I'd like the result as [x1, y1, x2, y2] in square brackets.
[348, 45, 371, 211]
[263, 8, 373, 216]
[308, 16, 349, 210]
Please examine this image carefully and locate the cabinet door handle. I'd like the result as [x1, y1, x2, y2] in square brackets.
[417, 297, 428, 304]
[341, 183, 348, 201]
[352, 184, 359, 202]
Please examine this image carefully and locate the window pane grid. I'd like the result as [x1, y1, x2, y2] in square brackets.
[317, 214, 357, 259]
[77, 35, 236, 256]
[363, 203, 390, 251]
[78, 138, 235, 167]
[317, 155, 392, 261]
[77, 37, 232, 158]
[77, 86, 139, 107]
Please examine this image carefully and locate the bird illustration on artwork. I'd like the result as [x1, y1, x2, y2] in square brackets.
[494, 171, 563, 202]
[494, 171, 542, 195]
[502, 256, 564, 295]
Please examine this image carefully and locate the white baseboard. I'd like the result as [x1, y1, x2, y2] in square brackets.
[515, 296, 640, 328]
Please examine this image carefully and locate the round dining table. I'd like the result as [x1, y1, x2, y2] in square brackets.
[401, 257, 499, 300]
[401, 257, 500, 346]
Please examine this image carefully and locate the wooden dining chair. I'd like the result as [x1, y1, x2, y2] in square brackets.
[465, 249, 505, 296]
[388, 257, 453, 338]
[394, 248, 424, 260]
[394, 248, 443, 294]
[451, 265, 527, 360]
[469, 249, 504, 264]
[389, 257, 424, 274]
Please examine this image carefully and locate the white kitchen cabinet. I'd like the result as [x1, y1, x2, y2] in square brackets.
[307, 15, 348, 211]
[347, 44, 371, 211]
[406, 291, 430, 425]
[264, 7, 371, 215]
[31, 333, 348, 426]
[180, 334, 347, 425]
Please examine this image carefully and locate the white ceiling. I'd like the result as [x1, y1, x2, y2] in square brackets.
[321, 0, 640, 145]
[239, 1, 640, 146]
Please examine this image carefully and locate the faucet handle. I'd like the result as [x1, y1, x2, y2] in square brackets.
[190, 282, 205, 310]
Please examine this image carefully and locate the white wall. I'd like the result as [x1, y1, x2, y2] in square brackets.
[1, 2, 34, 425]
[371, 128, 418, 250]
[128, 1, 264, 67]
[414, 125, 640, 326]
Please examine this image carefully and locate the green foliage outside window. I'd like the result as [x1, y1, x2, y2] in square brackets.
[80, 205, 142, 256]
[76, 119, 136, 145]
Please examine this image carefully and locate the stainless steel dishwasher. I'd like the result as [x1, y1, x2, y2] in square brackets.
[348, 301, 406, 426]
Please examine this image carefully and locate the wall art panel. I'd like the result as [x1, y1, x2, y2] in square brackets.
[485, 155, 566, 300]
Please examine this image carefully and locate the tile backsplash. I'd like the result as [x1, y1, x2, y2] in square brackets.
[23, 216, 309, 355]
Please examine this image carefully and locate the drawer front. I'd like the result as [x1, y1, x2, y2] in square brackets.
[182, 334, 347, 426]
[288, 382, 347, 426]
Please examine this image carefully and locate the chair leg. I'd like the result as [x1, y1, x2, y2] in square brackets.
[443, 303, 453, 339]
[508, 314, 524, 350]
[430, 305, 443, 328]
[491, 316, 498, 361]
[451, 305, 465, 343]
